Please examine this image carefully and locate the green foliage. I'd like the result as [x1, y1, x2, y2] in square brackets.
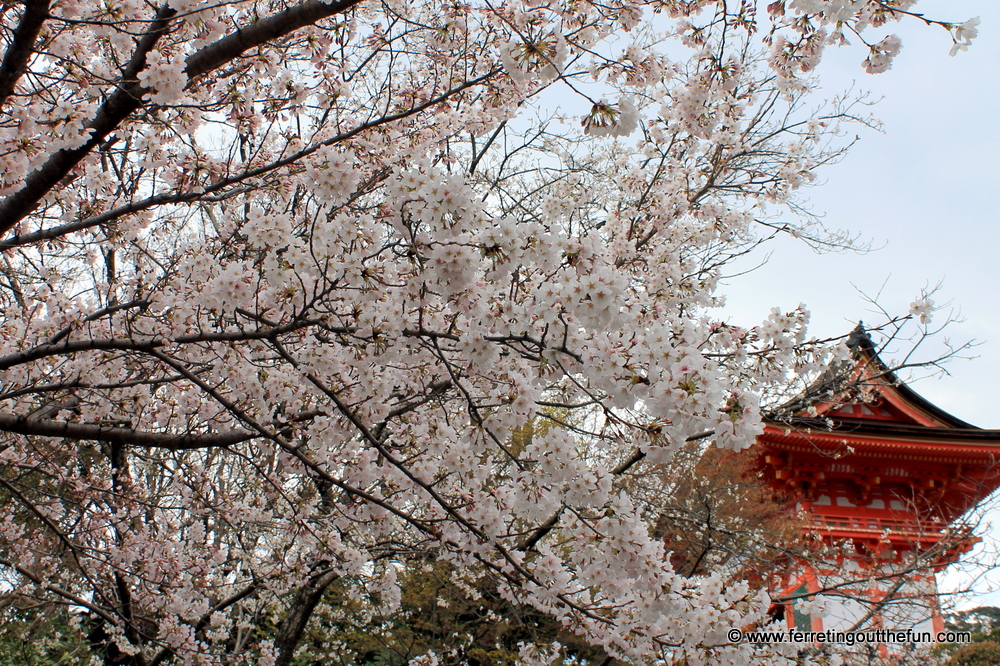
[948, 641, 1000, 666]
[289, 562, 603, 666]
[0, 604, 91, 665]
[946, 607, 1000, 642]
[936, 607, 1000, 664]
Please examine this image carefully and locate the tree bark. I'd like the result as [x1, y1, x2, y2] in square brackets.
[0, 0, 51, 105]
[273, 568, 339, 666]
[0, 0, 364, 236]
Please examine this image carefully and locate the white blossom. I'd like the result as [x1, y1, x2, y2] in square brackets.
[951, 17, 980, 56]
[863, 35, 902, 74]
[909, 297, 936, 325]
[137, 49, 187, 104]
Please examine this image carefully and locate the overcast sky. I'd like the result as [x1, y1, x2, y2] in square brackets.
[723, 0, 999, 428]
[717, 0, 1000, 607]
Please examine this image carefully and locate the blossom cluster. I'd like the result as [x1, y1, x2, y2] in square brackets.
[909, 296, 936, 325]
[138, 49, 188, 104]
[863, 35, 903, 74]
[951, 17, 981, 56]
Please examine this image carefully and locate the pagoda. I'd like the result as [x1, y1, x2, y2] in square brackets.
[754, 326, 1000, 636]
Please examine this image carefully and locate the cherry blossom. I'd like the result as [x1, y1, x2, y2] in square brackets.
[0, 1, 974, 664]
[863, 35, 903, 74]
[951, 17, 981, 56]
[909, 297, 936, 325]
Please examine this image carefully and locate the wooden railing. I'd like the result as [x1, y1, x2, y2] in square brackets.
[808, 511, 950, 539]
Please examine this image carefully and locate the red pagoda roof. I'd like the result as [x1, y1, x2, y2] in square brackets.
[770, 325, 985, 433]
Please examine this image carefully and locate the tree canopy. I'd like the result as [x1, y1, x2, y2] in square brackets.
[0, 0, 981, 664]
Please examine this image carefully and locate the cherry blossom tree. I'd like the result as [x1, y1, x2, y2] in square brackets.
[0, 0, 981, 664]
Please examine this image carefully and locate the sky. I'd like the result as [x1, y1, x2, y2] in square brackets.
[722, 0, 1000, 428]
[718, 1, 1000, 607]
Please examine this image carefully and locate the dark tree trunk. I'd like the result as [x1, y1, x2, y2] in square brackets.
[273, 568, 338, 666]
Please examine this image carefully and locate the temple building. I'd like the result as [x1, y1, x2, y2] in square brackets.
[754, 326, 1000, 637]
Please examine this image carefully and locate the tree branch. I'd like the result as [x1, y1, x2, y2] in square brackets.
[0, 69, 496, 250]
[0, 0, 51, 106]
[0, 0, 365, 236]
[0, 320, 330, 371]
[516, 430, 715, 552]
[0, 412, 259, 448]
[273, 567, 339, 666]
[0, 2, 176, 235]
[184, 0, 361, 81]
[0, 556, 117, 625]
